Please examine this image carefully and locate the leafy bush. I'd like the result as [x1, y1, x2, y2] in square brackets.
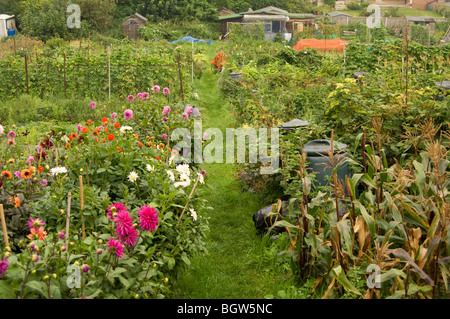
[346, 1, 361, 10]
[0, 86, 210, 298]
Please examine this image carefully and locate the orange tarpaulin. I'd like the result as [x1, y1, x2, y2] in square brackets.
[211, 50, 227, 70]
[293, 38, 348, 52]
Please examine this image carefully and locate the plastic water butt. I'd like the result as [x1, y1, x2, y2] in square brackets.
[302, 139, 352, 193]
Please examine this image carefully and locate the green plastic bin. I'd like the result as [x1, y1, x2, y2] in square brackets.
[303, 139, 352, 193]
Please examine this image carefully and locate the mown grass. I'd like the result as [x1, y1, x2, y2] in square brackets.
[170, 70, 296, 299]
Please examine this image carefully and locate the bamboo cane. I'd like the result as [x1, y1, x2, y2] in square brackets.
[79, 175, 85, 238]
[65, 192, 72, 250]
[37, 147, 43, 170]
[0, 204, 10, 248]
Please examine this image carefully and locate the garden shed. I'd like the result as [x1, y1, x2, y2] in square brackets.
[218, 6, 316, 40]
[122, 13, 147, 40]
[0, 14, 16, 39]
[406, 16, 436, 34]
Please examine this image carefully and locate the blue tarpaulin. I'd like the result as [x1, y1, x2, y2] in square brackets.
[169, 36, 214, 45]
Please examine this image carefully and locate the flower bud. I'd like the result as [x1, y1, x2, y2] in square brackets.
[43, 275, 49, 280]
[31, 254, 39, 262]
[97, 239, 103, 244]
[31, 270, 36, 275]
[82, 264, 90, 273]
[164, 277, 169, 284]
[52, 273, 57, 279]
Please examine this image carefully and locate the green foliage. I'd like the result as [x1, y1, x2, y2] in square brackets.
[140, 21, 219, 42]
[215, 29, 450, 299]
[385, 7, 404, 18]
[0, 86, 210, 299]
[411, 24, 430, 46]
[0, 44, 192, 101]
[19, 0, 74, 42]
[346, 1, 361, 10]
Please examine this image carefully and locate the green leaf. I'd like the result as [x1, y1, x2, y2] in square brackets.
[332, 265, 362, 296]
[359, 173, 377, 189]
[118, 275, 131, 288]
[26, 280, 48, 298]
[388, 248, 434, 286]
[337, 220, 353, 258]
[0, 281, 16, 299]
[181, 253, 191, 266]
[355, 201, 375, 237]
[167, 257, 175, 270]
[412, 160, 426, 196]
[380, 268, 406, 283]
[110, 267, 127, 278]
[400, 200, 428, 229]
[85, 288, 102, 299]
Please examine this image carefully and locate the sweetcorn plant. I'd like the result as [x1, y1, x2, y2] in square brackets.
[268, 119, 449, 299]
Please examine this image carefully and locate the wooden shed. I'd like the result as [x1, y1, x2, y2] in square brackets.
[0, 14, 16, 39]
[122, 13, 148, 40]
[218, 6, 316, 40]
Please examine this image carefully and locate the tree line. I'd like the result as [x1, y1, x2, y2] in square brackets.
[0, 0, 317, 41]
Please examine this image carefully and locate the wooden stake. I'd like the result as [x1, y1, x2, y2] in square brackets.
[79, 175, 85, 238]
[177, 54, 185, 104]
[65, 192, 72, 250]
[37, 147, 43, 170]
[0, 204, 10, 248]
[55, 148, 59, 166]
[24, 54, 29, 95]
[64, 51, 67, 98]
[107, 46, 111, 101]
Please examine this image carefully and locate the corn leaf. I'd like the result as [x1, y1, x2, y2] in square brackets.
[332, 265, 362, 296]
[355, 201, 375, 237]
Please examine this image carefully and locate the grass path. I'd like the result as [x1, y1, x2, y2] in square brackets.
[171, 71, 293, 299]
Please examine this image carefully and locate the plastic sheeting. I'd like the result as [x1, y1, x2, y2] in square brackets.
[293, 38, 348, 52]
[169, 36, 214, 45]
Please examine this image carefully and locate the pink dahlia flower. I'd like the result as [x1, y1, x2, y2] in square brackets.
[162, 106, 171, 115]
[0, 258, 10, 276]
[106, 202, 128, 220]
[107, 238, 124, 259]
[138, 205, 159, 232]
[124, 109, 133, 120]
[26, 216, 45, 230]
